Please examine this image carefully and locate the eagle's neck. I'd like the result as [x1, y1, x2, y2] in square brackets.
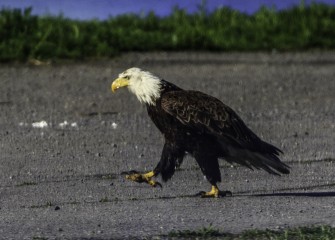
[149, 80, 183, 106]
[128, 72, 162, 105]
[129, 72, 182, 106]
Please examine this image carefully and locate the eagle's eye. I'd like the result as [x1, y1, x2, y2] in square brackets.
[124, 75, 130, 80]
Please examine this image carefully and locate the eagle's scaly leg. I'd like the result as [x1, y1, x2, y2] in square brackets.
[197, 185, 232, 198]
[122, 170, 162, 188]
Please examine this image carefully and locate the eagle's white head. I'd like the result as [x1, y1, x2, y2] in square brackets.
[111, 67, 161, 105]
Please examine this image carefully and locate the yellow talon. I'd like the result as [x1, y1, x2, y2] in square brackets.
[198, 185, 232, 198]
[125, 171, 162, 187]
[202, 185, 220, 197]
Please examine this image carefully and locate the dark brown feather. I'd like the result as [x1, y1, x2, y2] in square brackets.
[159, 90, 289, 175]
[161, 90, 259, 145]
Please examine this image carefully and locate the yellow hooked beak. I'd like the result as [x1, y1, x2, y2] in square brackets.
[111, 78, 129, 92]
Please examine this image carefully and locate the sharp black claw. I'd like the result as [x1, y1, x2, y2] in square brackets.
[154, 182, 162, 188]
[121, 170, 139, 175]
[219, 191, 233, 197]
[195, 191, 206, 197]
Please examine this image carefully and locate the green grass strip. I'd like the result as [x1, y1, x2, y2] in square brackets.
[1, 3, 335, 62]
[167, 225, 335, 239]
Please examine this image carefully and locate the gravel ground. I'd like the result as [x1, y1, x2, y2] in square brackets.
[0, 52, 334, 239]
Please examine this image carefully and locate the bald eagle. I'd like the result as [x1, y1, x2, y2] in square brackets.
[112, 67, 289, 197]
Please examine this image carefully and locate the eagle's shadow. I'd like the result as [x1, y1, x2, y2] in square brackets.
[250, 191, 335, 197]
[178, 191, 335, 199]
